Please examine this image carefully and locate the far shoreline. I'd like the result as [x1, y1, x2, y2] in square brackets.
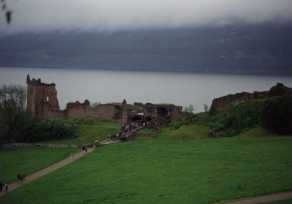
[1, 65, 292, 78]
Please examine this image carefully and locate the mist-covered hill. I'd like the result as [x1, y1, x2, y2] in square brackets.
[1, 23, 292, 75]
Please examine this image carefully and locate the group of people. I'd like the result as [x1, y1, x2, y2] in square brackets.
[111, 121, 145, 140]
[81, 146, 88, 152]
[80, 143, 95, 152]
[0, 173, 26, 194]
[17, 174, 25, 182]
[0, 182, 8, 193]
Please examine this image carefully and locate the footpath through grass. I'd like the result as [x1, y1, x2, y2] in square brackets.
[1, 124, 292, 204]
[0, 146, 76, 183]
[270, 199, 292, 204]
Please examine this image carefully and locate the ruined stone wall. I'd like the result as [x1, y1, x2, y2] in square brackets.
[26, 83, 38, 116]
[210, 83, 292, 113]
[134, 103, 183, 122]
[64, 100, 122, 121]
[91, 104, 121, 121]
[26, 75, 183, 124]
[210, 92, 260, 113]
[26, 75, 60, 118]
[168, 105, 183, 120]
[64, 100, 91, 118]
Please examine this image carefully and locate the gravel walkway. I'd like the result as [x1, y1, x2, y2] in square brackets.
[220, 191, 292, 204]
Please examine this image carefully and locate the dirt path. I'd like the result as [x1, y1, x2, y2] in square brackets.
[99, 139, 121, 145]
[2, 143, 78, 149]
[221, 191, 292, 204]
[0, 147, 95, 198]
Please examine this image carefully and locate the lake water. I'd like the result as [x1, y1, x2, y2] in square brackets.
[1, 67, 292, 112]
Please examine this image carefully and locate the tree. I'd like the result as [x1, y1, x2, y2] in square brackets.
[262, 96, 292, 135]
[184, 104, 194, 113]
[0, 85, 77, 145]
[0, 85, 30, 144]
[203, 104, 209, 113]
[0, 85, 26, 110]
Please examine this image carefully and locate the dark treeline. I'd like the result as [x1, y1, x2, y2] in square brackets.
[0, 85, 75, 145]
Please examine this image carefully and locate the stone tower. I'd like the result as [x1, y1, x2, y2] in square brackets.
[26, 74, 60, 118]
[121, 99, 128, 125]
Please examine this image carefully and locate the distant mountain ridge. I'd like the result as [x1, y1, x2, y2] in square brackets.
[0, 23, 292, 75]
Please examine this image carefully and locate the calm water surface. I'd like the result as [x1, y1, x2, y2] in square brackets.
[1, 67, 292, 112]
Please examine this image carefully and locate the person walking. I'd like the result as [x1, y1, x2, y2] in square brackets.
[17, 174, 25, 182]
[4, 183, 8, 192]
[0, 181, 3, 192]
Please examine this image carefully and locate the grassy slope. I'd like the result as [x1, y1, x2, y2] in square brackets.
[238, 127, 292, 138]
[0, 147, 76, 183]
[158, 124, 209, 139]
[49, 120, 121, 145]
[1, 125, 292, 204]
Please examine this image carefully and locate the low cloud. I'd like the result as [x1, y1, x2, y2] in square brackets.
[1, 0, 292, 32]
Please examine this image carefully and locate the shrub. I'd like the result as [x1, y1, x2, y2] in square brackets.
[262, 96, 292, 135]
[208, 100, 264, 136]
[183, 104, 194, 113]
[26, 119, 77, 142]
[169, 112, 207, 129]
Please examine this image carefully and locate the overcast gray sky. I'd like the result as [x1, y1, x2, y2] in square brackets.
[1, 0, 292, 32]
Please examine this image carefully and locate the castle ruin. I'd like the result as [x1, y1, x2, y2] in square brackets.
[210, 83, 292, 113]
[26, 75, 183, 125]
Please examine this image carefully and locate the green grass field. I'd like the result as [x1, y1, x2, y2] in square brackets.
[49, 120, 121, 145]
[0, 146, 76, 183]
[1, 125, 292, 204]
[238, 127, 292, 138]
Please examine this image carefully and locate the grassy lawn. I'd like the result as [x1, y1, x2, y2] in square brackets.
[0, 146, 76, 183]
[49, 119, 121, 145]
[238, 127, 292, 138]
[158, 124, 209, 139]
[1, 124, 292, 204]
